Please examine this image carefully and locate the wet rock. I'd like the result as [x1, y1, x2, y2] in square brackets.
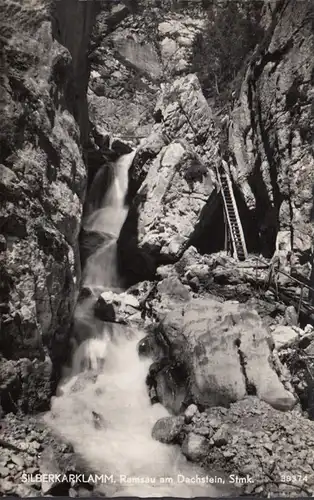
[154, 362, 190, 415]
[79, 230, 110, 270]
[111, 138, 133, 155]
[94, 291, 140, 324]
[70, 372, 98, 394]
[137, 336, 154, 358]
[212, 426, 229, 447]
[184, 404, 198, 424]
[92, 411, 106, 430]
[304, 324, 314, 335]
[152, 416, 185, 444]
[189, 276, 200, 291]
[181, 432, 209, 461]
[94, 293, 116, 322]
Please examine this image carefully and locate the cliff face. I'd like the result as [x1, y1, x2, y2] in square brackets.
[88, 1, 205, 141]
[230, 0, 314, 269]
[0, 0, 99, 412]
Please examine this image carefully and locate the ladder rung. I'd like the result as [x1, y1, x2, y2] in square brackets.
[218, 165, 247, 261]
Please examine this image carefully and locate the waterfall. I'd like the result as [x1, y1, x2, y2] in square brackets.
[44, 151, 233, 497]
[81, 151, 133, 291]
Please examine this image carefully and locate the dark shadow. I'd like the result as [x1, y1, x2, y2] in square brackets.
[189, 184, 262, 257]
[189, 194, 225, 254]
[117, 196, 157, 287]
[233, 185, 260, 254]
[310, 184, 314, 222]
[246, 156, 278, 258]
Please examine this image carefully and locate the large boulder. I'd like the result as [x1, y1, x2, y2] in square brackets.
[135, 140, 216, 260]
[94, 290, 141, 325]
[150, 297, 296, 413]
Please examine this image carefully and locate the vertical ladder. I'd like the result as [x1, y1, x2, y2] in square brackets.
[216, 160, 248, 261]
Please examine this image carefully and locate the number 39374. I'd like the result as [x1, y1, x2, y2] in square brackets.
[281, 475, 308, 483]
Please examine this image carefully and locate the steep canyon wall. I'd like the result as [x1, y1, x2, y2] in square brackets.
[230, 0, 314, 268]
[0, 0, 99, 412]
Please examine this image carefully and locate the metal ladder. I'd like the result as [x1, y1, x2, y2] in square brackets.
[216, 160, 248, 261]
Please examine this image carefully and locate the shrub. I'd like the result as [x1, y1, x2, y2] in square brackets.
[191, 0, 264, 106]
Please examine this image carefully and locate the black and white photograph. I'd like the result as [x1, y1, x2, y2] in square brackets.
[1, 0, 314, 497]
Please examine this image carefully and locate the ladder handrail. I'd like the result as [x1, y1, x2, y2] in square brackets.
[215, 161, 248, 260]
[221, 160, 248, 259]
[255, 255, 314, 297]
[215, 163, 239, 260]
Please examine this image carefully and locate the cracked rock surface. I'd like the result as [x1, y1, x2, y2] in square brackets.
[230, 0, 314, 273]
[0, 0, 99, 411]
[143, 284, 296, 413]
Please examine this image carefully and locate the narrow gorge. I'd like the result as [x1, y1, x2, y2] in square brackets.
[1, 0, 314, 497]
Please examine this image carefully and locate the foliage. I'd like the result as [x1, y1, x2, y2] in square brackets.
[191, 0, 265, 106]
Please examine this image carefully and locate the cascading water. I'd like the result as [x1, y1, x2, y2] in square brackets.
[45, 151, 233, 497]
[82, 151, 132, 290]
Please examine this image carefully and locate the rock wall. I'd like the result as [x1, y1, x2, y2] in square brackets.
[88, 1, 206, 141]
[0, 0, 99, 412]
[117, 74, 221, 285]
[229, 0, 314, 268]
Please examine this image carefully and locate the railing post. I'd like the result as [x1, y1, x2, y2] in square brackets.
[297, 285, 304, 324]
[255, 259, 258, 284]
[223, 207, 228, 253]
[215, 163, 239, 260]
